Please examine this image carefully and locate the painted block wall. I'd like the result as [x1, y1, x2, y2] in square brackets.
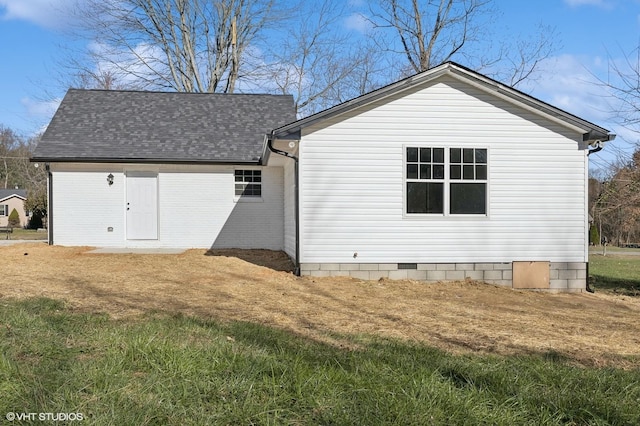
[50, 163, 284, 249]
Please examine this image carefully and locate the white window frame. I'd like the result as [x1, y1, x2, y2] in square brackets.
[404, 146, 489, 217]
[405, 147, 446, 215]
[0, 204, 7, 216]
[234, 169, 263, 202]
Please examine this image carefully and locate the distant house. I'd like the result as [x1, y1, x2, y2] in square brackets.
[0, 189, 28, 227]
[33, 62, 615, 292]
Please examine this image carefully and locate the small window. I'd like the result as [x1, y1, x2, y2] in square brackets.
[234, 170, 262, 197]
[0, 205, 7, 216]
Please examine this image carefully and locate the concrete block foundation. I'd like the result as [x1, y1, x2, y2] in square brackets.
[299, 261, 587, 292]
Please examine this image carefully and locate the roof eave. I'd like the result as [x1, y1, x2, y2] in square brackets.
[273, 61, 613, 140]
[30, 157, 262, 165]
[445, 65, 612, 138]
[273, 65, 451, 138]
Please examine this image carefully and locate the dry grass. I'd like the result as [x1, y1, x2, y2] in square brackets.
[3, 243, 640, 368]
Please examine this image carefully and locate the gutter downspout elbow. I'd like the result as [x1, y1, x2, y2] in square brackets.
[587, 134, 615, 156]
[267, 134, 300, 276]
[587, 145, 603, 156]
[586, 262, 594, 293]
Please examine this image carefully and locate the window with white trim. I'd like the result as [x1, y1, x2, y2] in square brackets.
[406, 147, 445, 214]
[406, 147, 487, 215]
[0, 205, 7, 216]
[234, 170, 262, 197]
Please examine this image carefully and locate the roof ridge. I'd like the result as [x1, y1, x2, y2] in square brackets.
[67, 88, 293, 97]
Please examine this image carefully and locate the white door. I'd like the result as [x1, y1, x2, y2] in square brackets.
[126, 173, 158, 240]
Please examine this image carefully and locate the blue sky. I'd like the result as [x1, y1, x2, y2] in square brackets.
[1, 0, 639, 171]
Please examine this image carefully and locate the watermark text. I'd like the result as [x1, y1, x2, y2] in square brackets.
[5, 412, 84, 422]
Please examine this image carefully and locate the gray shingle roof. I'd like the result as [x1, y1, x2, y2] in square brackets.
[0, 189, 27, 201]
[33, 89, 296, 164]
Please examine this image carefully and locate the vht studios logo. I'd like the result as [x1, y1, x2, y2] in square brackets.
[6, 412, 84, 422]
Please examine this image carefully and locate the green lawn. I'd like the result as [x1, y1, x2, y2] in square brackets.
[6, 228, 48, 240]
[589, 251, 640, 296]
[1, 298, 639, 425]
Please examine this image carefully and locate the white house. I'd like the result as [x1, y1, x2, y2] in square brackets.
[33, 90, 296, 251]
[33, 62, 614, 292]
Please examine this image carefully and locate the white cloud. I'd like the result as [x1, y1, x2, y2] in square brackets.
[344, 13, 372, 34]
[0, 0, 78, 28]
[80, 40, 173, 90]
[19, 97, 62, 135]
[524, 55, 608, 121]
[21, 97, 61, 118]
[525, 54, 640, 168]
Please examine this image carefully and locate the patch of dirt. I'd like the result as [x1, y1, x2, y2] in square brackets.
[3, 243, 640, 368]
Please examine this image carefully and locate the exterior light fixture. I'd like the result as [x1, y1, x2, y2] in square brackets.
[107, 173, 114, 186]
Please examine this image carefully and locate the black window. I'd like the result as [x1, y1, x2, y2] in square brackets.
[407, 182, 444, 214]
[406, 147, 487, 215]
[406, 147, 445, 214]
[449, 148, 487, 214]
[234, 170, 262, 197]
[450, 183, 486, 214]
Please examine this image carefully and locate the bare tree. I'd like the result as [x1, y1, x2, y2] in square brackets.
[487, 23, 560, 87]
[0, 126, 21, 189]
[262, 0, 384, 116]
[603, 46, 640, 133]
[588, 42, 640, 245]
[322, 46, 388, 106]
[0, 128, 47, 228]
[590, 149, 640, 246]
[370, 0, 492, 74]
[71, 0, 278, 93]
[0, 129, 48, 227]
[22, 135, 49, 229]
[15, 135, 47, 191]
[369, 0, 558, 87]
[67, 69, 133, 91]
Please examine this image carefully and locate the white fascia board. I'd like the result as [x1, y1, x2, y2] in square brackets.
[0, 195, 26, 202]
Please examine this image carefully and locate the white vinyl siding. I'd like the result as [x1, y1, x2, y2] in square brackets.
[298, 76, 587, 264]
[50, 163, 284, 249]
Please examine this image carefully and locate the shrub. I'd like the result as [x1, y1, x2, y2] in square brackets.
[589, 225, 600, 246]
[27, 213, 43, 230]
[8, 208, 20, 228]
